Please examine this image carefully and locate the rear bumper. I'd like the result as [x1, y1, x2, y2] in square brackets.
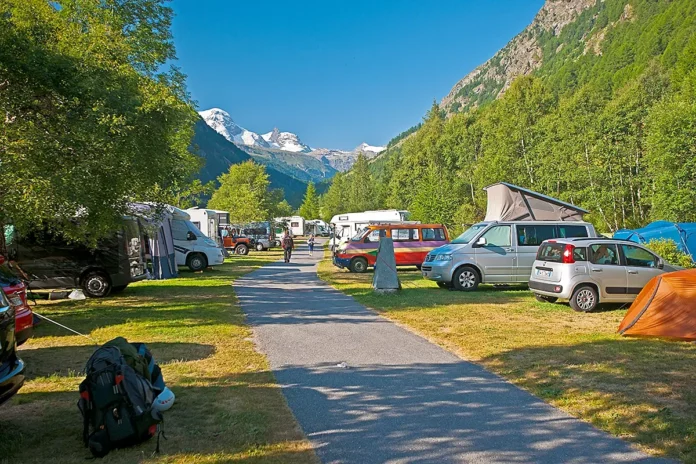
[16, 325, 33, 346]
[529, 279, 566, 297]
[0, 358, 25, 406]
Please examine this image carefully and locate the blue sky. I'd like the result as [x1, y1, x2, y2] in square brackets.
[171, 1, 544, 150]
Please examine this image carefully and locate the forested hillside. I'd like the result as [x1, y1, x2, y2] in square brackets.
[321, 0, 696, 234]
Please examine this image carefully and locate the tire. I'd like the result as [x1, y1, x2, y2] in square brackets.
[452, 266, 480, 291]
[350, 257, 368, 273]
[111, 285, 128, 294]
[436, 282, 452, 289]
[570, 285, 598, 312]
[236, 244, 249, 255]
[534, 293, 558, 303]
[256, 243, 264, 252]
[187, 253, 208, 272]
[81, 271, 112, 298]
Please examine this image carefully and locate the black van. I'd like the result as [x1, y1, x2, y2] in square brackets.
[6, 217, 147, 298]
[0, 288, 24, 406]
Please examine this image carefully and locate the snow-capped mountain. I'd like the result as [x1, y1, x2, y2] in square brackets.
[261, 128, 312, 153]
[198, 107, 386, 173]
[198, 108, 271, 149]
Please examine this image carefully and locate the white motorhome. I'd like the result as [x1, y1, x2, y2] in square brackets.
[305, 219, 329, 237]
[330, 210, 410, 250]
[186, 208, 221, 246]
[171, 207, 225, 271]
[275, 216, 305, 237]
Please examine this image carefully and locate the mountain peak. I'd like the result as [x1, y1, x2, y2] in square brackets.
[198, 108, 271, 148]
[355, 142, 386, 154]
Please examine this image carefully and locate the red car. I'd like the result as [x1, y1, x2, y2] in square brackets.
[0, 260, 33, 346]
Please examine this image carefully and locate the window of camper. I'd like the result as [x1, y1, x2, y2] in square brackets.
[421, 228, 446, 241]
[558, 225, 589, 238]
[365, 229, 386, 243]
[481, 225, 511, 247]
[171, 220, 190, 241]
[291, 222, 299, 228]
[392, 229, 411, 241]
[516, 225, 557, 246]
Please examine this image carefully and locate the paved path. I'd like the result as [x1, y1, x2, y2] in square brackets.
[234, 242, 665, 464]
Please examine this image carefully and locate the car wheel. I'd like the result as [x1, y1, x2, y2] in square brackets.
[81, 271, 112, 298]
[453, 266, 480, 291]
[436, 282, 452, 289]
[570, 285, 598, 312]
[187, 253, 208, 272]
[534, 293, 558, 303]
[256, 243, 264, 252]
[350, 257, 368, 273]
[236, 244, 249, 255]
[111, 285, 128, 294]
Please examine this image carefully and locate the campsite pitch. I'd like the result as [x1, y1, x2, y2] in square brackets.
[0, 251, 317, 464]
[318, 256, 696, 463]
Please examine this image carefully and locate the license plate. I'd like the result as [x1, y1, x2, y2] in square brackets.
[536, 269, 552, 278]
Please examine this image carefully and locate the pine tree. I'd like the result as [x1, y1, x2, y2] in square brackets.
[299, 182, 320, 219]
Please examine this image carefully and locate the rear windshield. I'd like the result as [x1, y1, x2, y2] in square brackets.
[537, 243, 587, 262]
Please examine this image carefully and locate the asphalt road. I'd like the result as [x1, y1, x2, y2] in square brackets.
[234, 242, 666, 464]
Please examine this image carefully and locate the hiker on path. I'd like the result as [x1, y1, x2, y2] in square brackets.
[308, 234, 315, 257]
[282, 231, 294, 263]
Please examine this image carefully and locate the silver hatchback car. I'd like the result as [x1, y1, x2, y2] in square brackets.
[528, 237, 680, 312]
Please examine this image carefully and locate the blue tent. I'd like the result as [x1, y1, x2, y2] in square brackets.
[613, 221, 696, 260]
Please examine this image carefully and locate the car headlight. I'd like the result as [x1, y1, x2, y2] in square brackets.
[434, 254, 453, 261]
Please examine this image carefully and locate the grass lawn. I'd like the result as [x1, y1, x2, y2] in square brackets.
[318, 256, 696, 463]
[0, 250, 317, 464]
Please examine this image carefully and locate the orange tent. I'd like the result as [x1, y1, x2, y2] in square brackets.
[618, 269, 696, 341]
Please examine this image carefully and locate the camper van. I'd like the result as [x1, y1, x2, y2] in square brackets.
[334, 223, 450, 273]
[330, 210, 410, 250]
[186, 208, 221, 247]
[421, 183, 597, 290]
[306, 220, 329, 237]
[170, 207, 225, 271]
[275, 216, 305, 237]
[5, 218, 147, 298]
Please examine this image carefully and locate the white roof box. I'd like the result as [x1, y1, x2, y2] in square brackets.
[483, 183, 588, 222]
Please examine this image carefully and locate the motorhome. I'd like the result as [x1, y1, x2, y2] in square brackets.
[186, 208, 221, 247]
[170, 207, 225, 271]
[275, 216, 305, 237]
[4, 218, 147, 298]
[330, 210, 410, 250]
[305, 220, 329, 237]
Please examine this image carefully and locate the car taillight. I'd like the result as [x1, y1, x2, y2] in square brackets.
[562, 244, 575, 264]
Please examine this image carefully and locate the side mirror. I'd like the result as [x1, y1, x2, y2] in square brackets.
[475, 237, 487, 247]
[657, 259, 664, 270]
[186, 231, 196, 241]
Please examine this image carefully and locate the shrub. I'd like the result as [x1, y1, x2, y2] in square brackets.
[644, 238, 695, 268]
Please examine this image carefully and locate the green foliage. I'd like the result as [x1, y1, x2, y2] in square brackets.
[208, 161, 272, 223]
[0, 0, 198, 241]
[321, 0, 696, 234]
[298, 182, 320, 220]
[644, 239, 695, 269]
[169, 180, 216, 210]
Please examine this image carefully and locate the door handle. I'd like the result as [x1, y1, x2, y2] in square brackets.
[591, 268, 602, 272]
[503, 248, 513, 252]
[628, 270, 638, 275]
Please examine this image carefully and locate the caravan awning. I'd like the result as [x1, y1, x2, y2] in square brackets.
[483, 183, 588, 222]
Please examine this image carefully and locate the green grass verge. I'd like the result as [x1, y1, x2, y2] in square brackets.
[318, 255, 696, 463]
[0, 250, 317, 464]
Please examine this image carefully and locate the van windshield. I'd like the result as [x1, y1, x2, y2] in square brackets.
[451, 224, 488, 245]
[351, 227, 369, 241]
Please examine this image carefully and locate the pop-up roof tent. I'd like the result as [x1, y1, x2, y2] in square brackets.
[483, 183, 589, 222]
[614, 221, 696, 261]
[618, 269, 696, 341]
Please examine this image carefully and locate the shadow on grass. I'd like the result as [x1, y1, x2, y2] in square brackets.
[18, 342, 216, 379]
[481, 339, 696, 462]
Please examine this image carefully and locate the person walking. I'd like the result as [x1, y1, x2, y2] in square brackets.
[308, 234, 315, 257]
[282, 231, 295, 263]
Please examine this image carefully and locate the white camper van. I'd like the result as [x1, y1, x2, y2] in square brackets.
[330, 210, 410, 250]
[171, 207, 225, 271]
[275, 216, 305, 237]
